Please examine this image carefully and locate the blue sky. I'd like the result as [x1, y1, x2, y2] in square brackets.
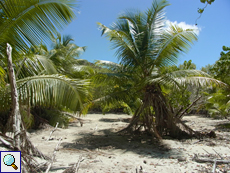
[60, 0, 230, 69]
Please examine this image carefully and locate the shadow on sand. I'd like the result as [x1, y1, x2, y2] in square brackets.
[61, 127, 184, 159]
[99, 117, 131, 123]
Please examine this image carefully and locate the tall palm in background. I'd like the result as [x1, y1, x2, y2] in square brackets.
[49, 33, 87, 76]
[0, 0, 91, 129]
[97, 0, 224, 139]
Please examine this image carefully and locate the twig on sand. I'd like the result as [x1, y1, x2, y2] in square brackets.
[75, 155, 84, 173]
[62, 155, 84, 173]
[47, 122, 59, 141]
[45, 137, 62, 173]
[213, 149, 223, 159]
[193, 154, 230, 164]
[202, 148, 211, 155]
[212, 159, 217, 173]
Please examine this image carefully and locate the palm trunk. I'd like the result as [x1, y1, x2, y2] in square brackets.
[6, 43, 21, 151]
[120, 84, 193, 139]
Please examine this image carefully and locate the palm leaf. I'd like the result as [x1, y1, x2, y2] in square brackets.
[154, 24, 198, 68]
[0, 75, 90, 113]
[0, 0, 77, 54]
[15, 54, 57, 79]
[173, 76, 226, 88]
[0, 66, 5, 87]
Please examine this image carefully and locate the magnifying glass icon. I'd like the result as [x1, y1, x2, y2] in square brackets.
[3, 154, 18, 170]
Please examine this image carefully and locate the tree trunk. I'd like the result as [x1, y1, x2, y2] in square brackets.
[120, 84, 195, 139]
[6, 43, 21, 151]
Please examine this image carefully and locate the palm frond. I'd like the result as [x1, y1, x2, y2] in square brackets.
[15, 55, 57, 79]
[18, 75, 90, 111]
[167, 69, 210, 78]
[0, 66, 5, 87]
[173, 76, 226, 88]
[0, 75, 90, 113]
[154, 24, 197, 67]
[148, 69, 226, 91]
[95, 60, 122, 71]
[97, 22, 139, 68]
[0, 0, 77, 54]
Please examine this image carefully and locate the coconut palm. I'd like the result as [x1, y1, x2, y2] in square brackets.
[0, 0, 77, 55]
[49, 33, 87, 76]
[0, 41, 90, 131]
[97, 0, 225, 139]
[0, 0, 91, 115]
[0, 1, 91, 170]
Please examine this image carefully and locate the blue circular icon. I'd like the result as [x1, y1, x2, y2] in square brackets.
[3, 154, 18, 170]
[3, 154, 14, 166]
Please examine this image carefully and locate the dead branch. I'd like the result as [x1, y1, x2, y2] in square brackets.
[62, 155, 84, 173]
[6, 43, 21, 150]
[47, 122, 59, 141]
[212, 159, 217, 173]
[56, 111, 84, 127]
[45, 137, 62, 173]
[202, 148, 211, 155]
[74, 155, 83, 173]
[178, 96, 202, 119]
[0, 135, 13, 149]
[193, 154, 230, 164]
[213, 149, 223, 159]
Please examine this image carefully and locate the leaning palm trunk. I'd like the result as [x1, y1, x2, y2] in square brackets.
[121, 84, 194, 139]
[6, 43, 21, 150]
[6, 43, 46, 172]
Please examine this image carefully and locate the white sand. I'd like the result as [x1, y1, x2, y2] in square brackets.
[27, 114, 230, 173]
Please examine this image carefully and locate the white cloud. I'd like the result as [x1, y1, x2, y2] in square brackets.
[165, 20, 201, 35]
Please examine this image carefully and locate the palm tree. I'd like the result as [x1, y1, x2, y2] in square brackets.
[0, 0, 89, 121]
[0, 0, 81, 103]
[0, 0, 77, 55]
[0, 1, 90, 171]
[97, 0, 224, 139]
[49, 33, 87, 76]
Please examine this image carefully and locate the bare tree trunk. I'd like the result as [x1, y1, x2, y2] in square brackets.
[6, 43, 21, 151]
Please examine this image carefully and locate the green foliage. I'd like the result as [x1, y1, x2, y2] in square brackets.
[0, 0, 95, 131]
[163, 86, 191, 112]
[201, 64, 214, 76]
[203, 46, 230, 118]
[178, 60, 196, 70]
[198, 8, 204, 14]
[0, 66, 5, 88]
[161, 60, 197, 113]
[39, 109, 70, 128]
[200, 0, 215, 4]
[95, 0, 224, 138]
[197, 0, 215, 25]
[198, 0, 215, 12]
[0, 0, 77, 58]
[205, 89, 230, 118]
[211, 46, 230, 85]
[49, 33, 87, 76]
[30, 107, 70, 129]
[20, 106, 34, 129]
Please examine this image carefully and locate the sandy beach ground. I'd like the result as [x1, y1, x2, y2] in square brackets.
[22, 114, 230, 172]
